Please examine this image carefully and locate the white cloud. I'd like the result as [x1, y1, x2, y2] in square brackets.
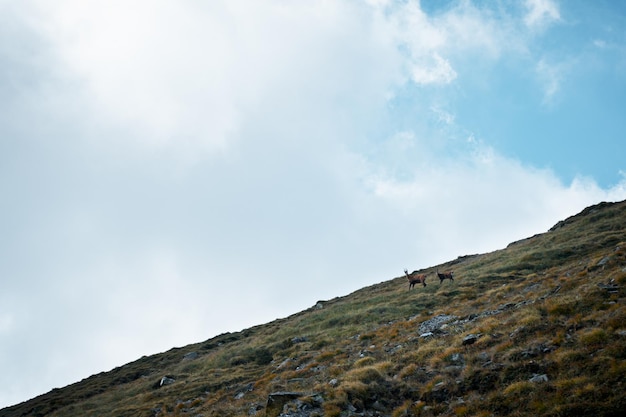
[411, 52, 457, 84]
[431, 105, 455, 125]
[524, 0, 561, 29]
[367, 140, 626, 261]
[535, 58, 570, 104]
[22, 0, 400, 159]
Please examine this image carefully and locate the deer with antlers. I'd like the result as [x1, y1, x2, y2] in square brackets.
[404, 269, 427, 290]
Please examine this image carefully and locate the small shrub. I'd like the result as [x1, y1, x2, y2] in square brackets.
[353, 357, 376, 368]
[398, 363, 418, 380]
[453, 404, 470, 416]
[428, 346, 462, 368]
[545, 295, 579, 316]
[337, 380, 369, 411]
[253, 347, 273, 365]
[322, 403, 342, 417]
[503, 380, 535, 396]
[345, 365, 386, 384]
[391, 399, 420, 417]
[229, 356, 247, 366]
[579, 328, 608, 349]
[614, 271, 626, 285]
[316, 350, 338, 362]
[311, 339, 332, 350]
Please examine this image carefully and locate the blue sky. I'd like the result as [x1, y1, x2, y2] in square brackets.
[1, 0, 625, 408]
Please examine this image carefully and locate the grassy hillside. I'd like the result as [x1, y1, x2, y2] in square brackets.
[3, 200, 626, 417]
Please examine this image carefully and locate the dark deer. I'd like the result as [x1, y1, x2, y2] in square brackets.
[404, 269, 427, 290]
[436, 269, 454, 284]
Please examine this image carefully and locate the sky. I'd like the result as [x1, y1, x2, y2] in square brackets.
[1, 0, 625, 408]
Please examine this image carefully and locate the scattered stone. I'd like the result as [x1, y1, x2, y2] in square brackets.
[359, 349, 373, 358]
[248, 403, 263, 415]
[529, 374, 549, 383]
[515, 299, 535, 308]
[291, 336, 308, 344]
[386, 344, 403, 354]
[182, 351, 198, 361]
[418, 315, 458, 334]
[462, 334, 480, 346]
[159, 376, 175, 387]
[371, 400, 387, 412]
[509, 326, 526, 339]
[598, 280, 619, 293]
[450, 353, 464, 363]
[277, 358, 293, 370]
[523, 283, 541, 293]
[265, 392, 303, 417]
[234, 382, 254, 399]
[328, 378, 338, 387]
[420, 332, 434, 339]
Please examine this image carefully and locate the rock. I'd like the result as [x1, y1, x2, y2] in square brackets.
[159, 376, 175, 387]
[418, 315, 458, 334]
[371, 400, 387, 412]
[248, 403, 263, 415]
[529, 374, 549, 383]
[450, 353, 464, 363]
[183, 352, 198, 361]
[328, 378, 338, 387]
[462, 334, 480, 346]
[509, 326, 527, 339]
[277, 358, 293, 370]
[598, 281, 619, 293]
[265, 392, 303, 417]
[234, 382, 254, 400]
[359, 349, 373, 357]
[387, 344, 403, 354]
[420, 332, 434, 338]
[289, 395, 324, 416]
[291, 336, 308, 344]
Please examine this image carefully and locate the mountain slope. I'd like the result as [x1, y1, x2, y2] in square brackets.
[3, 200, 626, 417]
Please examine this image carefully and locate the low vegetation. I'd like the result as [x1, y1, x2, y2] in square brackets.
[3, 201, 625, 417]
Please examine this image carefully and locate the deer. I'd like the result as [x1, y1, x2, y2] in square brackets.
[436, 269, 454, 284]
[404, 269, 427, 290]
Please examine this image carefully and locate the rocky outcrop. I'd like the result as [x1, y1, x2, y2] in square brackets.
[265, 392, 324, 417]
